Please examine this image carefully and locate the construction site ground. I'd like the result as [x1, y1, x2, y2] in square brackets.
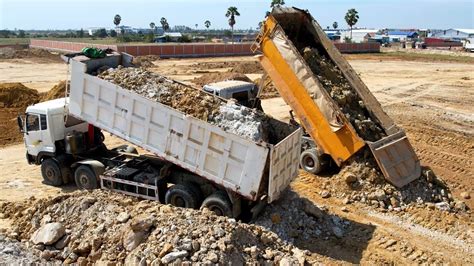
[0, 50, 472, 264]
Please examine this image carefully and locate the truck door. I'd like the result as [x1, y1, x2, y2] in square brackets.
[24, 113, 46, 157]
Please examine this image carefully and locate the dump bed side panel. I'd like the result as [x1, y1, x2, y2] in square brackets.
[268, 127, 302, 202]
[258, 17, 365, 164]
[68, 60, 270, 201]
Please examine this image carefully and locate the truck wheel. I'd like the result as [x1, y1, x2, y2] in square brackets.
[74, 165, 99, 190]
[201, 192, 233, 217]
[41, 159, 63, 187]
[165, 184, 199, 209]
[300, 149, 323, 174]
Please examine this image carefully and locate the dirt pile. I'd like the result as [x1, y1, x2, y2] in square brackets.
[303, 47, 385, 141]
[0, 48, 62, 62]
[133, 55, 160, 68]
[255, 74, 279, 99]
[0, 83, 40, 108]
[318, 151, 468, 213]
[192, 72, 252, 87]
[0, 190, 310, 265]
[42, 81, 67, 101]
[99, 67, 271, 142]
[229, 61, 264, 74]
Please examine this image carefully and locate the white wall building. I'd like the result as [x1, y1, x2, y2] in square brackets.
[431, 29, 474, 41]
[340, 29, 379, 43]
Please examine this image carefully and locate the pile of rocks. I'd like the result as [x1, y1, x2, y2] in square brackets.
[98, 67, 270, 142]
[318, 153, 468, 213]
[0, 191, 310, 265]
[212, 101, 269, 142]
[302, 47, 385, 142]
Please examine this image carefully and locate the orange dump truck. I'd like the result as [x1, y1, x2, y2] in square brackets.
[253, 7, 420, 187]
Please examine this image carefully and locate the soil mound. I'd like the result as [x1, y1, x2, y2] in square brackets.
[192, 72, 252, 87]
[0, 83, 40, 108]
[42, 81, 67, 101]
[133, 55, 160, 68]
[255, 75, 279, 99]
[0, 48, 62, 62]
[0, 190, 309, 265]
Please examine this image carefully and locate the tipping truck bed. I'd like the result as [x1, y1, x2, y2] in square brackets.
[253, 7, 421, 187]
[67, 52, 302, 203]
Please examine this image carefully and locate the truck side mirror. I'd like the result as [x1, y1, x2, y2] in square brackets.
[17, 115, 24, 133]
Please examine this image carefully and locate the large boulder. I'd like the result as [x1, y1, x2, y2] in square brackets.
[31, 222, 66, 245]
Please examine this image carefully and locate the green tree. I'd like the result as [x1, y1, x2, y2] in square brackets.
[76, 28, 84, 38]
[110, 29, 117, 37]
[114, 14, 122, 36]
[225, 6, 240, 44]
[94, 28, 108, 38]
[270, 0, 285, 8]
[160, 17, 170, 32]
[344, 8, 359, 40]
[18, 30, 26, 38]
[333, 21, 338, 30]
[204, 20, 211, 30]
[150, 22, 156, 33]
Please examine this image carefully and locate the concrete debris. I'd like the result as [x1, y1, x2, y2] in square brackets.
[98, 67, 273, 143]
[210, 101, 269, 142]
[0, 190, 310, 264]
[30, 222, 65, 245]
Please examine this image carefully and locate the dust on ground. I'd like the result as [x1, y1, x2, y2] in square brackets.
[192, 72, 252, 87]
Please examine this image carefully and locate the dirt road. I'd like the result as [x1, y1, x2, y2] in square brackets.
[0, 54, 472, 264]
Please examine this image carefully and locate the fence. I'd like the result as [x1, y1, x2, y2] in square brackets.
[29, 39, 380, 57]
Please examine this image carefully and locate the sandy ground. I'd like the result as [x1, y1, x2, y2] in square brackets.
[0, 54, 472, 264]
[0, 59, 67, 93]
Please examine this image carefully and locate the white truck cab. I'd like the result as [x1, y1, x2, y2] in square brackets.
[203, 80, 260, 108]
[18, 98, 88, 164]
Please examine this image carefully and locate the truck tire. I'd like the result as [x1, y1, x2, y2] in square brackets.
[300, 149, 323, 174]
[41, 158, 63, 187]
[201, 192, 233, 217]
[74, 165, 99, 190]
[165, 184, 200, 209]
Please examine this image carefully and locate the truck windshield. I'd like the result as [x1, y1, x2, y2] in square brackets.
[26, 114, 40, 131]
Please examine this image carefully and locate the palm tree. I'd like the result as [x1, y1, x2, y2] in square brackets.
[270, 0, 285, 8]
[204, 20, 211, 30]
[150, 22, 156, 33]
[225, 6, 240, 44]
[195, 24, 198, 30]
[113, 14, 121, 35]
[345, 8, 359, 40]
[160, 17, 170, 32]
[333, 21, 338, 30]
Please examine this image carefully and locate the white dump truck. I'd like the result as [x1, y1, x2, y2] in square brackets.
[18, 52, 302, 219]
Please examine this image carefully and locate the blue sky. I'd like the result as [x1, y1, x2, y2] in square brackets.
[1, 0, 473, 30]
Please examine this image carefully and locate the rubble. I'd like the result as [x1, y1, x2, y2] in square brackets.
[318, 152, 467, 213]
[98, 67, 271, 142]
[0, 190, 311, 265]
[302, 47, 385, 141]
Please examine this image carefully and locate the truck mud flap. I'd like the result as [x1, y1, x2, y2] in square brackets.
[367, 130, 421, 188]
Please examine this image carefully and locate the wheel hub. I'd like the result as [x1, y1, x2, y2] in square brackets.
[305, 156, 315, 167]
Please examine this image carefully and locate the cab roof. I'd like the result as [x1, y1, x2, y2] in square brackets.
[26, 98, 68, 115]
[204, 80, 254, 92]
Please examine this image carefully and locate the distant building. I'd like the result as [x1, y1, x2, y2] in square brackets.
[340, 29, 379, 43]
[430, 28, 474, 41]
[386, 31, 419, 42]
[87, 27, 110, 36]
[155, 32, 183, 42]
